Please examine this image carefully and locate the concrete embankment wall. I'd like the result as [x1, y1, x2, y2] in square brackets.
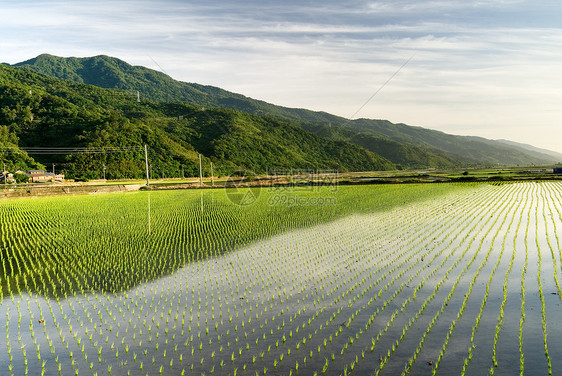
[0, 184, 142, 199]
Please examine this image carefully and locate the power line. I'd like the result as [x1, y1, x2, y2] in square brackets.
[1, 146, 144, 155]
[349, 54, 415, 120]
[148, 55, 170, 77]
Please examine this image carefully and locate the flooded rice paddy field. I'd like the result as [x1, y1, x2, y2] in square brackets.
[1, 182, 561, 375]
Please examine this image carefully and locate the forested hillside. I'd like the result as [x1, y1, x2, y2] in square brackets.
[0, 63, 393, 179]
[11, 54, 560, 167]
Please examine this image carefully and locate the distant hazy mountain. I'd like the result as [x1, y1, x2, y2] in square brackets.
[10, 54, 560, 167]
[495, 139, 562, 163]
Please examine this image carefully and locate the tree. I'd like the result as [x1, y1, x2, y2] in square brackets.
[14, 172, 29, 183]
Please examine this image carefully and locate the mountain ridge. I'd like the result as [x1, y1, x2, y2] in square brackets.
[8, 54, 562, 169]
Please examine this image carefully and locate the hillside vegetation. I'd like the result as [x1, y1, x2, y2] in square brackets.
[0, 63, 393, 179]
[12, 54, 561, 167]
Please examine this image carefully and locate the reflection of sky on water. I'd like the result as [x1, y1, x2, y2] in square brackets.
[1, 182, 562, 376]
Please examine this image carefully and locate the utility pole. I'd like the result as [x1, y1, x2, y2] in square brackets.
[103, 164, 106, 180]
[199, 154, 203, 186]
[210, 162, 214, 187]
[52, 163, 55, 174]
[144, 144, 150, 186]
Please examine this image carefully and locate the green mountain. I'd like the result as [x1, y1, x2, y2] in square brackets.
[12, 54, 561, 167]
[0, 63, 393, 179]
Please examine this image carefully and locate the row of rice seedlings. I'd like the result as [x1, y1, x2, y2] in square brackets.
[486, 183, 528, 375]
[541, 183, 562, 298]
[5, 307, 17, 375]
[534, 186, 552, 375]
[518, 185, 531, 376]
[548, 183, 562, 266]
[544, 183, 562, 283]
[539, 187, 562, 299]
[400, 182, 519, 376]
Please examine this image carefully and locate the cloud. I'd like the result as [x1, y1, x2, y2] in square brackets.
[1, 0, 561, 153]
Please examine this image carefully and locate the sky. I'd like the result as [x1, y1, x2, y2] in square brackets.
[1, 0, 562, 153]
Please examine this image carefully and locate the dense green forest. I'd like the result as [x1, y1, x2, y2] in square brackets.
[0, 63, 393, 180]
[1, 53, 559, 181]
[0, 125, 42, 172]
[11, 54, 561, 167]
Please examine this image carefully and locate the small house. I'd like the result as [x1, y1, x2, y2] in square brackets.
[27, 170, 65, 182]
[0, 171, 14, 182]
